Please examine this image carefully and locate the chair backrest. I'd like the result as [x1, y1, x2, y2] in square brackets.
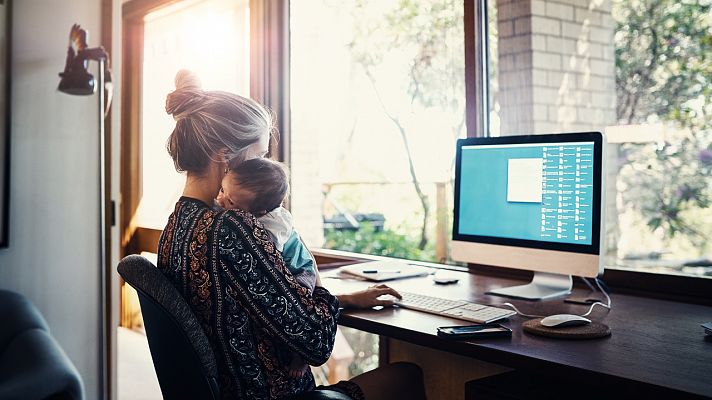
[117, 255, 220, 400]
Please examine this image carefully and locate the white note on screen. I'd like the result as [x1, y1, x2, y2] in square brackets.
[507, 158, 543, 203]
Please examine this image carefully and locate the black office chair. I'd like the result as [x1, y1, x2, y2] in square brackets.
[118, 255, 354, 400]
[118, 255, 220, 400]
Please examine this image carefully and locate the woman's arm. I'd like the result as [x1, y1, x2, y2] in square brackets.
[306, 247, 401, 308]
[218, 211, 341, 366]
[302, 240, 401, 307]
[336, 284, 402, 309]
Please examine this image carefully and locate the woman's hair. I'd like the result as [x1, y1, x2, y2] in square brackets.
[229, 158, 289, 213]
[165, 70, 275, 174]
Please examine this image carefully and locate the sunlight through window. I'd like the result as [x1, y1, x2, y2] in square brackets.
[137, 0, 250, 229]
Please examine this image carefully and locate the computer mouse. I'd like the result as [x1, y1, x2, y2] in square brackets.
[540, 314, 591, 328]
[433, 275, 459, 285]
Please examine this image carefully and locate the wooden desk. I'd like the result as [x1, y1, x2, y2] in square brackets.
[322, 267, 712, 399]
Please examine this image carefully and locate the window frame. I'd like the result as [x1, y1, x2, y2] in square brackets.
[306, 0, 712, 305]
[120, 0, 289, 256]
[123, 0, 712, 305]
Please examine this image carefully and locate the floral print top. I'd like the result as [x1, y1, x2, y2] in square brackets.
[158, 197, 341, 399]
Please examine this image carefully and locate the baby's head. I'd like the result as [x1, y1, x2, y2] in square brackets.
[219, 158, 289, 215]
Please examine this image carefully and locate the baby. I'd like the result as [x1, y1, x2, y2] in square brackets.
[216, 157, 315, 378]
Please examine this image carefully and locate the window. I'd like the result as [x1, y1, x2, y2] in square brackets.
[290, 0, 466, 264]
[488, 0, 712, 277]
[290, 0, 466, 380]
[136, 0, 250, 229]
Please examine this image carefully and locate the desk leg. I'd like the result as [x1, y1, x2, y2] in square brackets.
[378, 336, 389, 368]
[385, 339, 511, 400]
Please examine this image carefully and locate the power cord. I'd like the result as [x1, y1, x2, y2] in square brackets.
[580, 276, 596, 291]
[498, 278, 612, 319]
[579, 278, 612, 317]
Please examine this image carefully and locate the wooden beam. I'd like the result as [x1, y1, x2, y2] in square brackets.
[132, 227, 162, 255]
[120, 17, 144, 257]
[250, 0, 291, 204]
[122, 0, 182, 21]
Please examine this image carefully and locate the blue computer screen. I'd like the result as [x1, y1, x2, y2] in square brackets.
[457, 142, 595, 245]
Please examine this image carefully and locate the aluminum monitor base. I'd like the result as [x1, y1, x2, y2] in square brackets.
[487, 272, 573, 300]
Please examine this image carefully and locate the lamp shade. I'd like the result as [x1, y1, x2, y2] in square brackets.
[58, 24, 97, 96]
[58, 67, 95, 95]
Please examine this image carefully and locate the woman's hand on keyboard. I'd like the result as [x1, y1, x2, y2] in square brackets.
[337, 284, 402, 309]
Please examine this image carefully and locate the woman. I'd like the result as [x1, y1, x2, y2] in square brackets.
[157, 70, 426, 400]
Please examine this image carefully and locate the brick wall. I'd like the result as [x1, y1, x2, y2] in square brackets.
[496, 0, 619, 255]
[497, 0, 615, 134]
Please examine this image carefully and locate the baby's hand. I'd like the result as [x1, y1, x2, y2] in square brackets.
[288, 355, 309, 378]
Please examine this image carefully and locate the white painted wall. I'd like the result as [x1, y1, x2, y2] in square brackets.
[0, 1, 103, 398]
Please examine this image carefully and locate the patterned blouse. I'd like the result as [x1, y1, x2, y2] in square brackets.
[158, 197, 347, 399]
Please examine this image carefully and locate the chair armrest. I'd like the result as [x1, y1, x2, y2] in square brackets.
[0, 329, 84, 400]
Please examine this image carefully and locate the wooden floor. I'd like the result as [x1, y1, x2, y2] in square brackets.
[117, 327, 162, 400]
[116, 326, 346, 398]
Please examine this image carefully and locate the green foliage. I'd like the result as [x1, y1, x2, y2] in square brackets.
[619, 137, 712, 244]
[614, 0, 712, 247]
[349, 0, 464, 114]
[615, 0, 712, 124]
[324, 223, 437, 262]
[345, 0, 466, 250]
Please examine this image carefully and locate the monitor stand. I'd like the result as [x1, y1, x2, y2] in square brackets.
[487, 272, 572, 300]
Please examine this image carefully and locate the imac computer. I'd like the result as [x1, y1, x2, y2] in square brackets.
[451, 132, 605, 300]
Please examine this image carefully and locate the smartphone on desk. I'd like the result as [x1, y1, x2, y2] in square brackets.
[437, 323, 512, 339]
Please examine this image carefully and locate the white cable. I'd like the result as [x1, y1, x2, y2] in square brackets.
[500, 302, 545, 318]
[581, 278, 612, 317]
[580, 276, 596, 292]
[497, 277, 612, 319]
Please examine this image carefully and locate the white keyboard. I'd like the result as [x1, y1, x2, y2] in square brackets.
[396, 291, 516, 324]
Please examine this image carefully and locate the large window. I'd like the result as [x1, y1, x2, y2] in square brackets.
[136, 0, 250, 229]
[488, 0, 711, 277]
[290, 0, 466, 380]
[290, 0, 466, 263]
[291, 0, 711, 279]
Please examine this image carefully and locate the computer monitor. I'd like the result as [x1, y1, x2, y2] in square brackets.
[452, 132, 605, 300]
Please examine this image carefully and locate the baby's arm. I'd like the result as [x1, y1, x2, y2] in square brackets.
[282, 231, 318, 292]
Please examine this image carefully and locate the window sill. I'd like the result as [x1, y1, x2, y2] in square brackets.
[312, 248, 469, 273]
[128, 232, 712, 306]
[313, 248, 712, 306]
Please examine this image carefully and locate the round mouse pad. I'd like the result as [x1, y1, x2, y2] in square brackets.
[522, 318, 611, 339]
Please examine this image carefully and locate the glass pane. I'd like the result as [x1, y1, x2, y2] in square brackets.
[138, 0, 250, 229]
[489, 0, 712, 277]
[290, 0, 466, 264]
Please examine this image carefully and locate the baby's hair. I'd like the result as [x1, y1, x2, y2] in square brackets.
[229, 158, 289, 213]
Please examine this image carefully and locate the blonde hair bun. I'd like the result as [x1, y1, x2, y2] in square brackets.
[175, 69, 202, 91]
[166, 69, 203, 117]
